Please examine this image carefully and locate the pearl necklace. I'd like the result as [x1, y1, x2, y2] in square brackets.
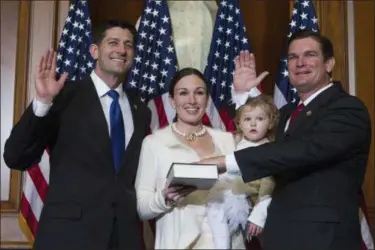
[171, 123, 207, 141]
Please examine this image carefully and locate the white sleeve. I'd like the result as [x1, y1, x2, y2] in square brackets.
[225, 153, 242, 175]
[247, 196, 272, 228]
[231, 87, 262, 109]
[135, 137, 172, 220]
[32, 98, 52, 117]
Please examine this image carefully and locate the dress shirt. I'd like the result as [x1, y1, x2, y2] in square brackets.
[226, 83, 334, 174]
[32, 71, 134, 148]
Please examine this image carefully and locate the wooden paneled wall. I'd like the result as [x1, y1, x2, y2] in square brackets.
[354, 0, 375, 236]
[313, 1, 349, 91]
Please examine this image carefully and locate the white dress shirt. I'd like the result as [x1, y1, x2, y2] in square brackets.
[226, 83, 334, 174]
[32, 71, 134, 148]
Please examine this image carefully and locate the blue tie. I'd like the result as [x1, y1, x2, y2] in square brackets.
[107, 90, 125, 173]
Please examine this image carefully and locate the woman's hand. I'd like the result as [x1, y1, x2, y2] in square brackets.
[163, 185, 196, 206]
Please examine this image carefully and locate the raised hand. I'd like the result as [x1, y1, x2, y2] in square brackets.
[233, 51, 269, 92]
[35, 49, 68, 104]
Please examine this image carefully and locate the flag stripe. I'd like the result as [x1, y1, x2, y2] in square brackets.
[20, 192, 40, 237]
[26, 164, 48, 203]
[38, 150, 51, 184]
[205, 97, 225, 130]
[153, 96, 169, 128]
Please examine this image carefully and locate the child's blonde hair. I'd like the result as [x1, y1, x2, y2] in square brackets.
[234, 94, 279, 143]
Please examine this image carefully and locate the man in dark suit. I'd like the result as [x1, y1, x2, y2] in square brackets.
[200, 30, 372, 250]
[3, 20, 151, 250]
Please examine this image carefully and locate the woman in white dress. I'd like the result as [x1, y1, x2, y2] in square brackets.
[135, 67, 255, 249]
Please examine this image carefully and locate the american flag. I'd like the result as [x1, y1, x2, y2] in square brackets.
[273, 1, 374, 249]
[126, 0, 178, 131]
[55, 0, 95, 80]
[127, 0, 262, 133]
[19, 0, 94, 243]
[204, 0, 261, 132]
[273, 0, 319, 109]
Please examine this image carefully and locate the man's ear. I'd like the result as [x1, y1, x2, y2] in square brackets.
[325, 57, 335, 76]
[89, 44, 99, 60]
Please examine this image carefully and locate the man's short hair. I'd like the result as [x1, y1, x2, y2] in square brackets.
[287, 29, 334, 62]
[92, 19, 137, 45]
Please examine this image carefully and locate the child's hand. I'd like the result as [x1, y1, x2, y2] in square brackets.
[247, 222, 263, 237]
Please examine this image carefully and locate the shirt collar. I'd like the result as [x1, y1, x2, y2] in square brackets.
[301, 83, 333, 106]
[237, 138, 269, 150]
[90, 71, 124, 99]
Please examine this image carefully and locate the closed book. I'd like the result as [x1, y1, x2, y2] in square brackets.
[166, 162, 218, 190]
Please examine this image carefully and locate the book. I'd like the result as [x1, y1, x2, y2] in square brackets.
[166, 162, 219, 190]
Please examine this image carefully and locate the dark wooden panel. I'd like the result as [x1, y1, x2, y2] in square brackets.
[89, 0, 144, 28]
[314, 1, 349, 91]
[1, 0, 30, 213]
[240, 0, 290, 95]
[354, 0, 375, 237]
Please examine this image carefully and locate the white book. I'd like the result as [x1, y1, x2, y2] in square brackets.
[166, 163, 219, 190]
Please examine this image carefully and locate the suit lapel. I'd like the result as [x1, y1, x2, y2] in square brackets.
[124, 89, 142, 151]
[117, 89, 144, 174]
[285, 83, 343, 136]
[77, 78, 113, 167]
[276, 104, 295, 141]
[75, 79, 148, 175]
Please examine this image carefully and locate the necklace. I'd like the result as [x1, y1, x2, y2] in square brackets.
[171, 123, 207, 141]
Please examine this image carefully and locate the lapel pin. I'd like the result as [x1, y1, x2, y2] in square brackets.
[306, 110, 312, 116]
[133, 104, 137, 110]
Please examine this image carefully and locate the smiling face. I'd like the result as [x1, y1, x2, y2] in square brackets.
[169, 74, 208, 126]
[238, 105, 271, 142]
[287, 37, 335, 96]
[90, 27, 134, 78]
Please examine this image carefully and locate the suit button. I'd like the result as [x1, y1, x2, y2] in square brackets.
[112, 202, 117, 207]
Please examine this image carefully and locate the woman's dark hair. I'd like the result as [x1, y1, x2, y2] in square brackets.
[168, 67, 209, 98]
[169, 67, 209, 122]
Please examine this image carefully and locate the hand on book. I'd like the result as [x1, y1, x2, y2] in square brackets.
[197, 156, 226, 173]
[163, 185, 196, 206]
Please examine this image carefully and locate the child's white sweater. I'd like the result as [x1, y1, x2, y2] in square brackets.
[206, 138, 271, 249]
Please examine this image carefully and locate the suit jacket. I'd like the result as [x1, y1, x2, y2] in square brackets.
[3, 77, 151, 250]
[234, 83, 371, 250]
